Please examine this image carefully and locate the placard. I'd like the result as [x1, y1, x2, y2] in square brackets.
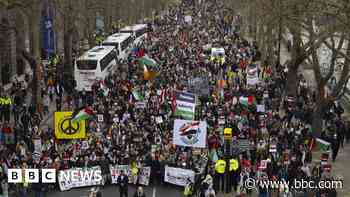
[164, 166, 195, 186]
[173, 119, 207, 148]
[97, 114, 104, 122]
[110, 165, 151, 186]
[58, 166, 102, 191]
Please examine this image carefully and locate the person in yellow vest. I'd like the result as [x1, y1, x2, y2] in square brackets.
[0, 96, 4, 122]
[228, 158, 240, 193]
[130, 161, 139, 184]
[1, 95, 11, 122]
[214, 158, 226, 193]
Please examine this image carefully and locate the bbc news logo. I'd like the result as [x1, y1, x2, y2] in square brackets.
[8, 169, 102, 183]
[8, 169, 56, 183]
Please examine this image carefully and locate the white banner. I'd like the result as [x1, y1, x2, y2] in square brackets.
[247, 75, 259, 85]
[33, 139, 42, 153]
[173, 119, 207, 148]
[110, 165, 151, 186]
[164, 166, 195, 186]
[184, 15, 192, 24]
[58, 166, 102, 191]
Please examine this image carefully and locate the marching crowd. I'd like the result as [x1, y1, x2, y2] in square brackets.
[0, 0, 349, 197]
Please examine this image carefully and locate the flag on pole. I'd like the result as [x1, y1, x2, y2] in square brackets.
[138, 56, 159, 67]
[132, 89, 144, 101]
[174, 91, 196, 120]
[100, 81, 109, 96]
[72, 107, 94, 123]
[143, 65, 158, 80]
[313, 138, 331, 152]
[239, 96, 254, 106]
[208, 149, 218, 162]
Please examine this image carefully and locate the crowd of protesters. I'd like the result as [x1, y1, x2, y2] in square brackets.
[0, 0, 349, 197]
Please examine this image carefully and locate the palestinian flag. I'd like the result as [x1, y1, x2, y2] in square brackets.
[72, 107, 94, 122]
[239, 96, 254, 106]
[208, 149, 218, 162]
[174, 91, 196, 120]
[138, 56, 158, 67]
[143, 65, 158, 80]
[132, 89, 144, 101]
[100, 81, 109, 96]
[310, 138, 331, 152]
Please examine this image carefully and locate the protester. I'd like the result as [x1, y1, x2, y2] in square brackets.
[133, 186, 146, 197]
[117, 171, 129, 197]
[0, 0, 346, 196]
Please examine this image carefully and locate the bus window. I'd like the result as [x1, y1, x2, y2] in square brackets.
[77, 60, 98, 70]
[135, 28, 147, 38]
[121, 36, 133, 51]
[100, 51, 116, 71]
[102, 42, 119, 50]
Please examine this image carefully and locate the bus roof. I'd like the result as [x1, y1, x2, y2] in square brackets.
[78, 45, 115, 60]
[103, 33, 132, 44]
[120, 24, 148, 32]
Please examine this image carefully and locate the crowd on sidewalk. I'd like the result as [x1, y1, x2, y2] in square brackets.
[0, 0, 349, 197]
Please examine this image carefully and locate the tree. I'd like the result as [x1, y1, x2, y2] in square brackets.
[1, 0, 43, 109]
[307, 0, 350, 136]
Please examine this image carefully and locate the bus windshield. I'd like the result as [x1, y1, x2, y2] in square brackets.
[77, 60, 98, 70]
[102, 42, 119, 49]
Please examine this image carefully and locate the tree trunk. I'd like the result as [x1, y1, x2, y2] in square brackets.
[286, 66, 298, 96]
[28, 2, 42, 109]
[312, 101, 324, 138]
[64, 29, 73, 75]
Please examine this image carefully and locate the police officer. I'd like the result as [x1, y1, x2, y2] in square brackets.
[214, 158, 226, 193]
[227, 158, 240, 193]
[0, 95, 11, 122]
[0, 95, 4, 121]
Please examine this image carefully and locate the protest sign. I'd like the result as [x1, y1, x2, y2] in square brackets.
[173, 119, 207, 148]
[33, 139, 42, 154]
[164, 166, 195, 186]
[174, 91, 196, 120]
[110, 165, 130, 184]
[184, 15, 192, 24]
[257, 105, 265, 112]
[136, 101, 146, 109]
[110, 165, 151, 185]
[188, 77, 210, 97]
[97, 114, 104, 122]
[58, 166, 102, 191]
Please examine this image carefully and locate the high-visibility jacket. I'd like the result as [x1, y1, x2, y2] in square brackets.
[0, 98, 4, 105]
[229, 159, 239, 171]
[4, 97, 12, 105]
[215, 159, 226, 174]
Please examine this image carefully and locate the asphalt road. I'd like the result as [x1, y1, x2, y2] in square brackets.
[43, 184, 183, 197]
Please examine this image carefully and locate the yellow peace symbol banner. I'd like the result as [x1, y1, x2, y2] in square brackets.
[54, 111, 86, 139]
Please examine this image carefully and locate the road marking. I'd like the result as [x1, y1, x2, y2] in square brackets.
[152, 187, 156, 197]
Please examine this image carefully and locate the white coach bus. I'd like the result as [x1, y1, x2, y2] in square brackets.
[74, 46, 117, 91]
[120, 24, 148, 46]
[102, 32, 133, 61]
